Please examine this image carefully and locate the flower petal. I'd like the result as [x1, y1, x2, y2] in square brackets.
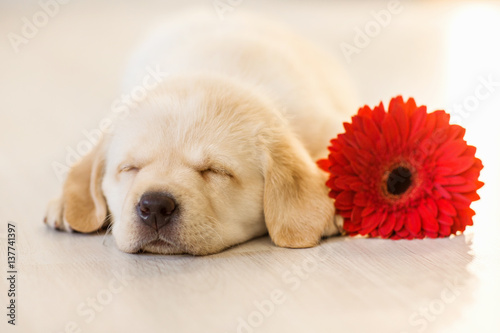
[435, 175, 467, 186]
[358, 105, 372, 118]
[397, 228, 411, 239]
[437, 213, 454, 226]
[405, 208, 422, 236]
[439, 156, 475, 175]
[361, 206, 376, 217]
[379, 213, 396, 238]
[335, 191, 354, 210]
[317, 159, 330, 172]
[394, 212, 405, 231]
[435, 139, 468, 160]
[420, 203, 439, 233]
[354, 191, 370, 206]
[382, 113, 400, 147]
[425, 198, 438, 218]
[409, 106, 427, 140]
[445, 182, 481, 193]
[448, 124, 466, 141]
[434, 183, 452, 200]
[450, 192, 472, 208]
[361, 115, 381, 140]
[372, 102, 386, 125]
[360, 210, 386, 235]
[354, 131, 374, 150]
[389, 98, 409, 142]
[343, 218, 361, 233]
[437, 199, 457, 216]
[350, 206, 363, 226]
[439, 223, 451, 237]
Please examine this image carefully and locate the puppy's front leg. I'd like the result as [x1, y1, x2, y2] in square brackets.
[44, 196, 71, 232]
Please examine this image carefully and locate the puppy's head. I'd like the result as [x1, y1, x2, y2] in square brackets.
[60, 76, 335, 255]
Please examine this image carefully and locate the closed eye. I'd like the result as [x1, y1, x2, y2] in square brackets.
[199, 166, 233, 179]
[118, 164, 141, 174]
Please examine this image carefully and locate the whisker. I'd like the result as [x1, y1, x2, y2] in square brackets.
[205, 215, 226, 247]
[101, 214, 114, 246]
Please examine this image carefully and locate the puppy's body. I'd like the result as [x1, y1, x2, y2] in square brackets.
[126, 13, 355, 160]
[45, 12, 356, 255]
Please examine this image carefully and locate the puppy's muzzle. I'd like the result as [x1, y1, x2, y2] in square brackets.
[137, 192, 177, 230]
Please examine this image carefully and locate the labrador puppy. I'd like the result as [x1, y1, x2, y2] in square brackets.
[44, 11, 356, 255]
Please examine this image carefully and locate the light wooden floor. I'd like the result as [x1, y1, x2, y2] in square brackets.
[1, 1, 500, 332]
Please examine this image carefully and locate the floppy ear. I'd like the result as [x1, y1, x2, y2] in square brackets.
[62, 138, 108, 233]
[262, 130, 338, 248]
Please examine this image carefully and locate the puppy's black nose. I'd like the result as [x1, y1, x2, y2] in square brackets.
[137, 192, 177, 230]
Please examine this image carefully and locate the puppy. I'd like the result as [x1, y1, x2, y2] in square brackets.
[44, 11, 356, 255]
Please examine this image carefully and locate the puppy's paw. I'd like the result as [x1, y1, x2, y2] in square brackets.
[270, 225, 321, 249]
[44, 196, 71, 232]
[334, 214, 345, 234]
[321, 213, 345, 238]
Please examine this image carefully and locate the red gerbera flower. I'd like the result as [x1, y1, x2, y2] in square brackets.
[317, 96, 484, 240]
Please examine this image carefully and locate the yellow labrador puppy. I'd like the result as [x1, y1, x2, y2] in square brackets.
[44, 11, 356, 255]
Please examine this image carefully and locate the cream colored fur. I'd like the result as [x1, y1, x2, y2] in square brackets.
[44, 11, 356, 255]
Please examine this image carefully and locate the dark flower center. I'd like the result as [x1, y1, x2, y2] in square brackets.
[387, 166, 412, 195]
